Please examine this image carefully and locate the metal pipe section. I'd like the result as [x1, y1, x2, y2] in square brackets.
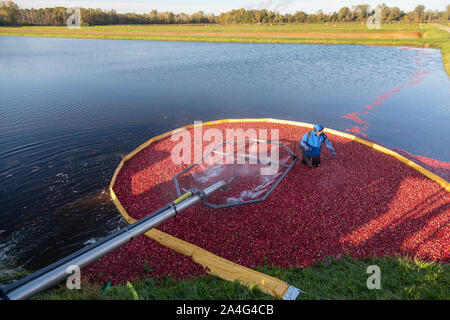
[2, 180, 226, 300]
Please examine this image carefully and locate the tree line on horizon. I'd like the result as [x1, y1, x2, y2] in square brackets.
[0, 1, 449, 26]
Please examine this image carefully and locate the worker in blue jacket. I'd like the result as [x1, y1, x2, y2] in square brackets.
[299, 124, 336, 168]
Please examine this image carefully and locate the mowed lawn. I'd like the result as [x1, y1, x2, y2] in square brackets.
[0, 23, 427, 42]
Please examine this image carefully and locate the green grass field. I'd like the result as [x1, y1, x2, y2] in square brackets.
[0, 23, 449, 73]
[28, 256, 449, 300]
[0, 23, 425, 33]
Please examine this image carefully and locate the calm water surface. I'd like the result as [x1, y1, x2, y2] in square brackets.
[0, 36, 449, 275]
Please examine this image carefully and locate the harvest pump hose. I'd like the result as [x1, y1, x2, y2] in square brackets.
[0, 180, 226, 300]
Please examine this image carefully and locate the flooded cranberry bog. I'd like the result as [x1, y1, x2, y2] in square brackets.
[83, 119, 449, 289]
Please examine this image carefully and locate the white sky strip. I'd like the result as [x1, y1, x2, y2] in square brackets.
[15, 0, 449, 15]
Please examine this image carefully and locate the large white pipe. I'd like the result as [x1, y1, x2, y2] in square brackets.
[2, 180, 226, 300]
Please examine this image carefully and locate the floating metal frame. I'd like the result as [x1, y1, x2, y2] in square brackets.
[174, 139, 298, 209]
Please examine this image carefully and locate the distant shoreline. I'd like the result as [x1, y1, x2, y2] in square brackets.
[1, 23, 448, 74]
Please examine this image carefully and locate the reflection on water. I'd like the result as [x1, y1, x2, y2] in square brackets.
[0, 36, 449, 275]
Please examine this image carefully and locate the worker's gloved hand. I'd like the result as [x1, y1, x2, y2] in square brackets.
[306, 147, 312, 152]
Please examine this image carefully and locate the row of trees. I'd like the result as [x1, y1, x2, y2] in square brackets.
[1, 1, 449, 26]
[215, 5, 449, 24]
[0, 2, 216, 26]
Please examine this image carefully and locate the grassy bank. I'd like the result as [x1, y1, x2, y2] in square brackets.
[0, 23, 448, 74]
[427, 24, 450, 74]
[31, 256, 449, 300]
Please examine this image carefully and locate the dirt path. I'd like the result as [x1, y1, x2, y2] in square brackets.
[432, 24, 450, 33]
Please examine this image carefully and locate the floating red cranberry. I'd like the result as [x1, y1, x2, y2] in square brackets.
[83, 122, 449, 285]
